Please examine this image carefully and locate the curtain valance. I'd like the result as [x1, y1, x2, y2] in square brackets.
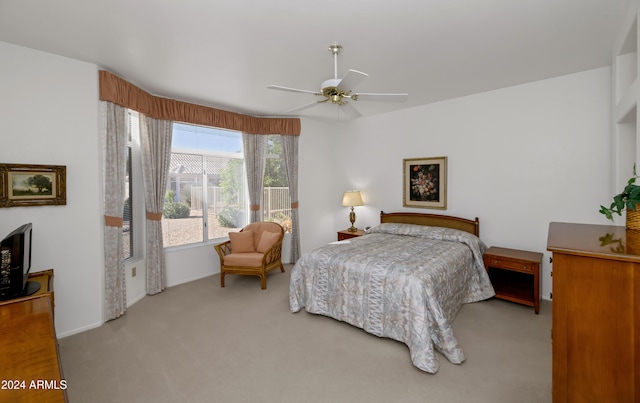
[99, 70, 301, 135]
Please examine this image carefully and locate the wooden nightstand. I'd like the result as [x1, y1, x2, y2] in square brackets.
[483, 247, 542, 314]
[337, 229, 365, 241]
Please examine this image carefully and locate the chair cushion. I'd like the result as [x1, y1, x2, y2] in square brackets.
[223, 252, 264, 267]
[244, 222, 283, 249]
[229, 230, 255, 253]
[256, 231, 280, 253]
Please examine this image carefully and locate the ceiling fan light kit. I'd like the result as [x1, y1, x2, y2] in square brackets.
[267, 43, 408, 118]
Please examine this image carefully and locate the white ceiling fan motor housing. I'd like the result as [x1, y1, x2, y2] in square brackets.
[321, 78, 342, 90]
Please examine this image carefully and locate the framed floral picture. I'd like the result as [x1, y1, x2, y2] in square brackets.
[0, 163, 66, 207]
[403, 157, 447, 209]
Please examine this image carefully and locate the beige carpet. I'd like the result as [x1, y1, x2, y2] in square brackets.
[58, 265, 552, 403]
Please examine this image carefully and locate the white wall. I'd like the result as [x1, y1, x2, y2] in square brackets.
[0, 41, 104, 336]
[331, 67, 613, 300]
[296, 118, 342, 251]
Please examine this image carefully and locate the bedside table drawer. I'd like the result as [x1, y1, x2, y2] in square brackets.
[338, 232, 356, 241]
[337, 229, 365, 241]
[486, 256, 534, 274]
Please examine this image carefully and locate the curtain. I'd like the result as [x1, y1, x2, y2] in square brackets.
[99, 70, 300, 135]
[242, 133, 267, 223]
[281, 134, 301, 262]
[139, 115, 173, 295]
[102, 101, 127, 320]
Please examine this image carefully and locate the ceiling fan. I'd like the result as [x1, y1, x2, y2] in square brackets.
[267, 44, 408, 119]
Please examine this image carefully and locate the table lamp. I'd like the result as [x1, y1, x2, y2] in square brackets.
[342, 190, 364, 232]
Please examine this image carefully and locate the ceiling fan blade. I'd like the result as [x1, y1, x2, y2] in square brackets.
[287, 100, 327, 114]
[267, 85, 320, 95]
[353, 92, 408, 103]
[340, 102, 362, 119]
[337, 69, 368, 92]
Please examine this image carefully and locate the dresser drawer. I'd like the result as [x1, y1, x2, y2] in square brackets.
[485, 256, 534, 274]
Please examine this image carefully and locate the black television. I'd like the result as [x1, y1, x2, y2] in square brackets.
[0, 223, 39, 300]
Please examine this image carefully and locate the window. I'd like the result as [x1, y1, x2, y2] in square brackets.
[159, 125, 291, 248]
[123, 145, 133, 260]
[123, 110, 144, 262]
[123, 111, 140, 261]
[264, 135, 291, 233]
[162, 123, 246, 248]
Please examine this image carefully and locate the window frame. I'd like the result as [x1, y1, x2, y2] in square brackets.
[162, 124, 248, 250]
[124, 110, 144, 263]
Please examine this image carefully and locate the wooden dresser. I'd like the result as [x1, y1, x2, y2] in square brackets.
[0, 269, 67, 402]
[547, 222, 639, 403]
[0, 269, 56, 309]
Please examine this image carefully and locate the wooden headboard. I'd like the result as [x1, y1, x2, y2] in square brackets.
[380, 211, 480, 236]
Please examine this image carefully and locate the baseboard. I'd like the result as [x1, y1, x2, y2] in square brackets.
[57, 320, 104, 339]
[166, 272, 215, 288]
[127, 292, 146, 307]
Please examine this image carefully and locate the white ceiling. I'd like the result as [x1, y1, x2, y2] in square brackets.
[0, 0, 632, 120]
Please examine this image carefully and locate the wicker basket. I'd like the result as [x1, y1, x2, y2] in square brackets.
[626, 228, 640, 254]
[626, 205, 640, 231]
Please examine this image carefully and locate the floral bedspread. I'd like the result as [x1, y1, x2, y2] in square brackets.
[289, 223, 495, 373]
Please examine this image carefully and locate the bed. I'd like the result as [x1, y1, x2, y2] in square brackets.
[289, 211, 495, 373]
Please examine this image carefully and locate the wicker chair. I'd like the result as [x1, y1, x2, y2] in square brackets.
[214, 221, 285, 290]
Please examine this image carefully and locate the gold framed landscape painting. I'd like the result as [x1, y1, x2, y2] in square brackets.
[403, 156, 447, 209]
[0, 164, 66, 207]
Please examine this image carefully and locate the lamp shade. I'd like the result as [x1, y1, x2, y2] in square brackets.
[342, 190, 364, 207]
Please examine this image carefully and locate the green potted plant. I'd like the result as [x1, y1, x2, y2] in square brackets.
[599, 165, 640, 230]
